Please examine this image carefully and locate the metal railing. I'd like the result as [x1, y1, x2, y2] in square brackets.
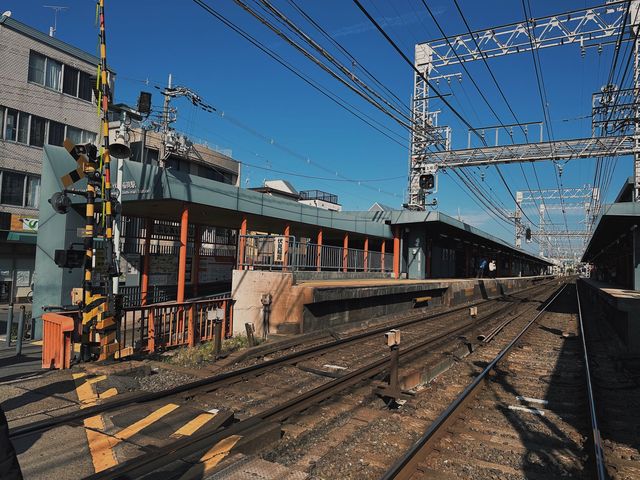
[119, 283, 231, 307]
[119, 296, 233, 353]
[239, 235, 393, 272]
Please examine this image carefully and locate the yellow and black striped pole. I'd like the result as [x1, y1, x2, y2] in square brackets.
[79, 0, 119, 361]
[80, 156, 96, 361]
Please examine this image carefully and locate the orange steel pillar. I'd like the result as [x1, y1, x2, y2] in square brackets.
[141, 218, 152, 306]
[393, 227, 401, 279]
[364, 237, 369, 272]
[177, 205, 189, 304]
[342, 233, 349, 272]
[283, 224, 290, 269]
[381, 240, 386, 272]
[316, 229, 323, 271]
[193, 225, 201, 297]
[238, 216, 247, 270]
[142, 218, 155, 351]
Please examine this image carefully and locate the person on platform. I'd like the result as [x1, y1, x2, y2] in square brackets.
[0, 404, 23, 479]
[477, 258, 488, 278]
[489, 259, 497, 278]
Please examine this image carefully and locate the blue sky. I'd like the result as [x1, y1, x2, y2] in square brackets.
[5, 1, 633, 255]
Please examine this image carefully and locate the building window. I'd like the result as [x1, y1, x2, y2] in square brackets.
[25, 176, 40, 208]
[0, 107, 4, 138]
[48, 121, 65, 146]
[66, 125, 95, 144]
[66, 125, 83, 144]
[17, 111, 29, 144]
[30, 116, 46, 147]
[78, 71, 94, 102]
[28, 51, 46, 84]
[62, 66, 79, 96]
[28, 50, 94, 101]
[0, 171, 25, 206]
[5, 109, 17, 141]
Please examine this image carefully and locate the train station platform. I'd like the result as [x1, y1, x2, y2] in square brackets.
[34, 145, 552, 342]
[578, 278, 640, 353]
[232, 272, 554, 336]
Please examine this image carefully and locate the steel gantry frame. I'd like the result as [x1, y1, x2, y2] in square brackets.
[408, 0, 640, 210]
[515, 186, 598, 258]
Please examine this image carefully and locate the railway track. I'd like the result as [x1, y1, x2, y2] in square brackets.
[10, 279, 556, 440]
[12, 280, 562, 479]
[80, 282, 562, 479]
[382, 282, 605, 480]
[577, 281, 640, 480]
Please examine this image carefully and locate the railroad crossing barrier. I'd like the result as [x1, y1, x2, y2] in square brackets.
[40, 295, 234, 369]
[41, 312, 76, 370]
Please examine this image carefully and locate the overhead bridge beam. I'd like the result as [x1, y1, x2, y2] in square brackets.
[417, 1, 633, 68]
[427, 135, 638, 168]
[531, 231, 592, 237]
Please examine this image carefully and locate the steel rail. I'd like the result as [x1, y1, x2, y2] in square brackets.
[576, 283, 607, 480]
[9, 279, 555, 439]
[84, 281, 562, 480]
[380, 283, 569, 480]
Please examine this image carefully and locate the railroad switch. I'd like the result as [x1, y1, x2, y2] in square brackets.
[375, 330, 410, 408]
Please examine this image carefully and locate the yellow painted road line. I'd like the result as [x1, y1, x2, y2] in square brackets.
[113, 403, 180, 441]
[85, 415, 118, 472]
[178, 435, 242, 480]
[83, 403, 180, 473]
[73, 373, 98, 408]
[100, 388, 118, 400]
[171, 409, 219, 438]
[87, 375, 107, 385]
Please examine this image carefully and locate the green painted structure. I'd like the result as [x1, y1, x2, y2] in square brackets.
[33, 145, 551, 338]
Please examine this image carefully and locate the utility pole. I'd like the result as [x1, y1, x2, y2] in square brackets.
[112, 111, 128, 295]
[161, 73, 172, 167]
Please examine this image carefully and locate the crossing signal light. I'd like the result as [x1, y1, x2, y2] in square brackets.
[49, 191, 71, 214]
[419, 173, 435, 191]
[525, 227, 532, 242]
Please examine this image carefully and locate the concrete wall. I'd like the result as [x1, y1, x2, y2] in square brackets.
[232, 270, 554, 337]
[231, 269, 312, 337]
[578, 279, 640, 353]
[293, 271, 392, 282]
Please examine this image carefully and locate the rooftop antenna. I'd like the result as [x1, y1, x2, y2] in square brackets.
[43, 5, 68, 37]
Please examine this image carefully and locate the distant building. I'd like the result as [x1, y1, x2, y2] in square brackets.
[251, 180, 341, 211]
[106, 116, 242, 299]
[110, 124, 241, 186]
[299, 190, 341, 211]
[369, 202, 394, 212]
[250, 179, 300, 201]
[0, 12, 106, 302]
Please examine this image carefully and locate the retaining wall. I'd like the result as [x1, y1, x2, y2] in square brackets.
[578, 278, 640, 353]
[232, 270, 555, 337]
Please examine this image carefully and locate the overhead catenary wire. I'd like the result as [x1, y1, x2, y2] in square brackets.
[350, 0, 488, 140]
[448, 0, 551, 229]
[191, 0, 409, 148]
[353, 0, 538, 227]
[286, 0, 409, 115]
[232, 0, 416, 132]
[254, 0, 413, 122]
[421, 0, 544, 229]
[520, 0, 573, 255]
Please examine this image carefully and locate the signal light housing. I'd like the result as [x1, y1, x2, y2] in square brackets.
[49, 191, 71, 214]
[419, 173, 435, 191]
